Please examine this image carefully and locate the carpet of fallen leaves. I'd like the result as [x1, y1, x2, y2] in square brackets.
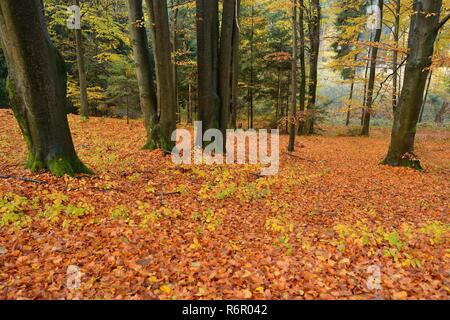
[0, 109, 449, 300]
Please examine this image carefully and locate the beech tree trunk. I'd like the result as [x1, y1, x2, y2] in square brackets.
[247, 2, 255, 130]
[346, 79, 355, 126]
[305, 0, 320, 135]
[392, 0, 401, 113]
[383, 0, 444, 169]
[126, 0, 160, 150]
[146, 0, 177, 151]
[196, 0, 220, 136]
[196, 0, 239, 147]
[434, 101, 448, 124]
[73, 0, 89, 119]
[361, 31, 373, 125]
[219, 0, 237, 138]
[0, 0, 90, 176]
[231, 0, 241, 129]
[288, 0, 298, 152]
[171, 1, 180, 123]
[297, 0, 307, 134]
[361, 0, 383, 136]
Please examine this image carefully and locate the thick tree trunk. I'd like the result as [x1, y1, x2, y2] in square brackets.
[0, 0, 90, 176]
[146, 0, 177, 151]
[196, 0, 220, 137]
[361, 0, 383, 136]
[288, 0, 298, 152]
[73, 0, 89, 119]
[383, 0, 443, 169]
[305, 0, 321, 135]
[126, 0, 160, 150]
[297, 0, 307, 135]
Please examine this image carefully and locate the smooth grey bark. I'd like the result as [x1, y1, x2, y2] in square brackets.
[126, 0, 160, 150]
[231, 0, 241, 129]
[219, 0, 237, 139]
[248, 2, 255, 129]
[383, 0, 444, 169]
[146, 0, 177, 151]
[304, 0, 321, 135]
[196, 0, 220, 137]
[361, 30, 373, 125]
[171, 1, 180, 123]
[73, 0, 89, 118]
[392, 0, 401, 112]
[361, 0, 383, 136]
[196, 0, 239, 148]
[297, 0, 306, 134]
[0, 0, 90, 176]
[288, 0, 298, 152]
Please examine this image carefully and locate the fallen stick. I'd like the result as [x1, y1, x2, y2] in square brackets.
[0, 175, 48, 185]
[283, 152, 315, 162]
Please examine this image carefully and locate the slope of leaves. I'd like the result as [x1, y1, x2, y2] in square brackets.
[0, 110, 449, 300]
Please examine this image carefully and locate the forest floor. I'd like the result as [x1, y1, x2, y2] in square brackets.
[0, 109, 449, 300]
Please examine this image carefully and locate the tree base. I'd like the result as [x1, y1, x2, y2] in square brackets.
[381, 154, 423, 171]
[27, 154, 93, 177]
[142, 140, 158, 151]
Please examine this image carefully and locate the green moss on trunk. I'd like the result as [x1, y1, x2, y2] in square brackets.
[381, 155, 423, 171]
[48, 155, 93, 177]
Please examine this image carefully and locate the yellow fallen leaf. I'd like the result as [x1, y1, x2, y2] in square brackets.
[255, 286, 265, 294]
[160, 285, 171, 294]
[393, 291, 408, 300]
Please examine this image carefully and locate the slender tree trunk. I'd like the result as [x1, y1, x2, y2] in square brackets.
[346, 79, 355, 126]
[126, 94, 130, 125]
[248, 1, 255, 129]
[146, 0, 177, 151]
[383, 0, 444, 169]
[392, 0, 401, 112]
[297, 0, 306, 134]
[288, 0, 298, 152]
[361, 30, 373, 125]
[231, 0, 241, 129]
[276, 66, 282, 124]
[435, 101, 448, 124]
[419, 70, 432, 122]
[73, 0, 89, 119]
[305, 0, 321, 135]
[0, 0, 90, 176]
[171, 1, 180, 123]
[126, 0, 159, 150]
[196, 0, 220, 137]
[219, 0, 237, 139]
[361, 0, 384, 136]
[346, 53, 359, 126]
[188, 79, 193, 124]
